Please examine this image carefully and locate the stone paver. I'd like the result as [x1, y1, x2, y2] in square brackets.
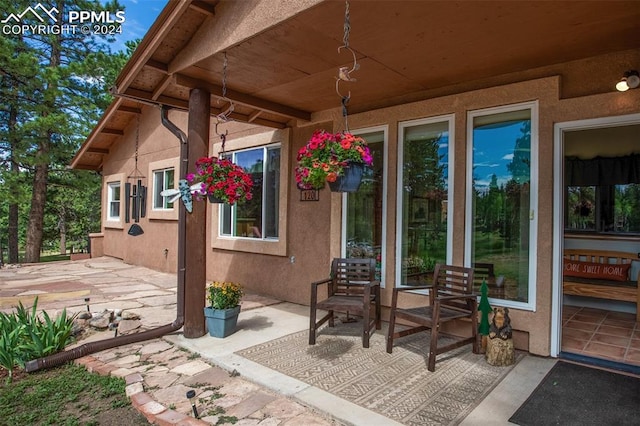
[1, 258, 341, 426]
[170, 360, 212, 376]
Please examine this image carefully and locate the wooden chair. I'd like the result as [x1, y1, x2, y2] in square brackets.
[386, 264, 479, 371]
[309, 258, 381, 348]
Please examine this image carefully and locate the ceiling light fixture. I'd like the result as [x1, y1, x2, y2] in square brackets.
[616, 70, 640, 92]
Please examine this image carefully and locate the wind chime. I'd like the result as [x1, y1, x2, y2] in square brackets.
[125, 114, 146, 236]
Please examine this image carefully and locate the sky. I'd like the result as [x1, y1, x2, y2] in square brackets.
[108, 0, 168, 52]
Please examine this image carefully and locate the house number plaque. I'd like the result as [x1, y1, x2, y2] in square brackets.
[300, 189, 320, 201]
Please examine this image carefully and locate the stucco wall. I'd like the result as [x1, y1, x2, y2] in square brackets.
[97, 49, 640, 357]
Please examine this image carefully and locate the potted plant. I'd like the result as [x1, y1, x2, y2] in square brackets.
[186, 156, 253, 204]
[203, 281, 243, 338]
[294, 130, 373, 192]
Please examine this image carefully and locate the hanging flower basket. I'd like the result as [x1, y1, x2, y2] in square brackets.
[295, 130, 373, 192]
[186, 156, 253, 205]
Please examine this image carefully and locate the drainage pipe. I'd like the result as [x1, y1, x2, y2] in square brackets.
[25, 106, 188, 372]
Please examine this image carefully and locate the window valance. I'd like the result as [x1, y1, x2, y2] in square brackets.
[565, 154, 640, 186]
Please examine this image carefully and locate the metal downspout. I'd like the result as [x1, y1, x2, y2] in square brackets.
[25, 106, 188, 372]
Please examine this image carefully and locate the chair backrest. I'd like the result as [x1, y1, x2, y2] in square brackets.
[431, 264, 475, 310]
[331, 258, 376, 296]
[473, 262, 495, 287]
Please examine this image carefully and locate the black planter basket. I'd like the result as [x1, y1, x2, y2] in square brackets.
[329, 162, 366, 193]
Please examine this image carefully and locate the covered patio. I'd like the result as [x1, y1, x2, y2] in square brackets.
[0, 256, 555, 425]
[69, 0, 640, 367]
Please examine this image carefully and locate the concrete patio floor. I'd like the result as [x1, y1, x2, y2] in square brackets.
[0, 257, 556, 425]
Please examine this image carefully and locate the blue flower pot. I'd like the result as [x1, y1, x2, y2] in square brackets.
[329, 162, 366, 193]
[204, 306, 240, 338]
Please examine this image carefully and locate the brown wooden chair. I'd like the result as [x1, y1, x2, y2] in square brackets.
[386, 264, 479, 371]
[309, 258, 381, 348]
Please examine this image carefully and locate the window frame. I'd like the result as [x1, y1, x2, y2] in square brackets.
[464, 101, 539, 311]
[211, 129, 290, 256]
[103, 173, 125, 229]
[152, 167, 175, 211]
[396, 115, 455, 288]
[219, 144, 281, 241]
[148, 158, 179, 221]
[340, 125, 388, 287]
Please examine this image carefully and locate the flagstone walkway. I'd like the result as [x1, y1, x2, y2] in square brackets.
[0, 257, 341, 425]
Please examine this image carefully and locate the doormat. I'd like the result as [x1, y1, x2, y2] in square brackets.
[236, 322, 522, 425]
[509, 360, 640, 426]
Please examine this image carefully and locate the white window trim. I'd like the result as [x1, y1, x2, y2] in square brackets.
[396, 114, 455, 288]
[103, 173, 124, 229]
[340, 125, 389, 288]
[148, 157, 179, 221]
[465, 101, 539, 311]
[211, 129, 289, 256]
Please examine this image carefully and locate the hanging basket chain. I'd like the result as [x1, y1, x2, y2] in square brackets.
[343, 1, 350, 49]
[335, 0, 358, 133]
[216, 51, 231, 156]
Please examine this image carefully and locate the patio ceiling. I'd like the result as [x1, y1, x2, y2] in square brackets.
[72, 0, 640, 170]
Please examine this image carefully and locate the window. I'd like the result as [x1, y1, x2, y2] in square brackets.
[566, 184, 640, 233]
[153, 168, 175, 210]
[107, 181, 121, 221]
[220, 145, 280, 239]
[343, 127, 386, 283]
[466, 102, 538, 307]
[397, 116, 454, 287]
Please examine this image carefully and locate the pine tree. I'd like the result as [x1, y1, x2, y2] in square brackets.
[0, 0, 129, 262]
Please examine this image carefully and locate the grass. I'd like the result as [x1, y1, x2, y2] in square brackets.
[0, 363, 149, 426]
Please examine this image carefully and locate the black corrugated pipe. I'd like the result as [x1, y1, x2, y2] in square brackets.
[25, 106, 188, 372]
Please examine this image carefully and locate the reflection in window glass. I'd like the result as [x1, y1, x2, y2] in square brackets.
[565, 184, 640, 233]
[471, 109, 531, 302]
[399, 121, 450, 286]
[346, 130, 384, 281]
[220, 146, 280, 239]
[566, 186, 595, 230]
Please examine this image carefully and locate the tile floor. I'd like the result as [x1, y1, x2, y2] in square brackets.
[562, 305, 640, 366]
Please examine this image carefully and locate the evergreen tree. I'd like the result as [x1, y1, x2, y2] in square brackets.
[0, 0, 129, 262]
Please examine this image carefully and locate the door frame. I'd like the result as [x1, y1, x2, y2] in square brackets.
[550, 112, 640, 357]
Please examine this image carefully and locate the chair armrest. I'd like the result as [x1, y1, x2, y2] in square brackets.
[311, 278, 332, 288]
[437, 294, 477, 302]
[394, 285, 434, 293]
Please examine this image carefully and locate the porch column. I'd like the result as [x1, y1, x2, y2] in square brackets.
[184, 88, 210, 338]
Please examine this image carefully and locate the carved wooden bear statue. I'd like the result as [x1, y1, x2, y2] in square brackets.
[486, 307, 515, 366]
[489, 307, 513, 340]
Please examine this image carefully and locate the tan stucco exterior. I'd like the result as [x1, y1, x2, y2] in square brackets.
[91, 22, 640, 359]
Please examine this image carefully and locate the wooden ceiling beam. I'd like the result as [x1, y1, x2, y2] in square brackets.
[87, 148, 109, 154]
[123, 88, 284, 128]
[168, 0, 323, 74]
[152, 75, 175, 101]
[189, 1, 217, 16]
[73, 163, 100, 170]
[123, 88, 190, 110]
[102, 128, 124, 136]
[247, 110, 262, 123]
[175, 73, 311, 121]
[117, 105, 142, 114]
[145, 59, 169, 74]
